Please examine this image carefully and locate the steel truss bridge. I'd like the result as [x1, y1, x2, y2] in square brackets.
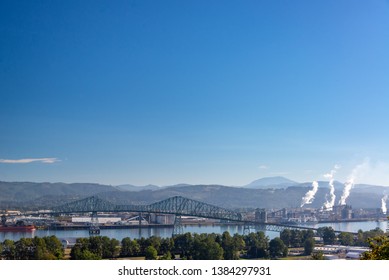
[49, 196, 351, 235]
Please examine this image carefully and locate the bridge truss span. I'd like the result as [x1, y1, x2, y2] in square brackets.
[146, 196, 242, 221]
[51, 196, 118, 213]
[49, 195, 355, 235]
[50, 195, 242, 222]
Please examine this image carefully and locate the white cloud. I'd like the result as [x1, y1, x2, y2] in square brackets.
[0, 158, 60, 164]
[258, 165, 268, 170]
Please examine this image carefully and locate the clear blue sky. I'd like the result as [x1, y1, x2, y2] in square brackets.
[1, 0, 389, 186]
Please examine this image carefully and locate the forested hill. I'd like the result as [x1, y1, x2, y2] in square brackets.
[0, 181, 386, 210]
[0, 181, 117, 209]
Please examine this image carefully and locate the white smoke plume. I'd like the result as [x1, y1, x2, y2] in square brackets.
[339, 179, 354, 206]
[382, 195, 388, 215]
[301, 181, 319, 207]
[339, 160, 369, 206]
[323, 165, 340, 210]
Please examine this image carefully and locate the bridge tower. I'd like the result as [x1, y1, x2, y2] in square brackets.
[89, 211, 100, 236]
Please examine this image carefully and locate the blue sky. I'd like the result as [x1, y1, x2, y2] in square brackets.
[1, 0, 389, 186]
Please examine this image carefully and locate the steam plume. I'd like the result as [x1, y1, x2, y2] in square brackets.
[339, 179, 354, 206]
[382, 195, 388, 215]
[339, 160, 369, 205]
[322, 165, 340, 210]
[301, 181, 319, 207]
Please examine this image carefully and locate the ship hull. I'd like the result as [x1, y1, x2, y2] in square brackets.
[0, 225, 36, 232]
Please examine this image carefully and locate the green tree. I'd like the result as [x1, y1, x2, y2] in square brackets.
[43, 236, 64, 259]
[2, 239, 16, 259]
[102, 236, 120, 259]
[318, 227, 336, 245]
[121, 237, 132, 257]
[303, 237, 315, 256]
[221, 231, 234, 260]
[146, 236, 162, 253]
[75, 248, 101, 260]
[88, 236, 103, 257]
[137, 237, 149, 256]
[303, 229, 315, 241]
[160, 251, 172, 260]
[33, 236, 50, 260]
[280, 229, 291, 247]
[290, 230, 304, 247]
[160, 237, 174, 256]
[361, 235, 389, 260]
[244, 231, 269, 259]
[232, 233, 245, 258]
[1, 236, 63, 260]
[355, 228, 385, 246]
[70, 243, 101, 260]
[15, 238, 34, 260]
[269, 237, 287, 259]
[145, 245, 158, 260]
[121, 237, 141, 257]
[338, 232, 354, 246]
[173, 233, 193, 259]
[69, 236, 120, 259]
[281, 229, 313, 248]
[191, 234, 223, 260]
[70, 237, 102, 260]
[311, 251, 325, 260]
[130, 239, 141, 256]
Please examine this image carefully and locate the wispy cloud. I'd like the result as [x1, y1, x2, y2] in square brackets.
[0, 158, 60, 164]
[258, 165, 268, 170]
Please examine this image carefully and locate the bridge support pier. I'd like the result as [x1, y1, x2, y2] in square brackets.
[243, 223, 251, 235]
[89, 211, 100, 236]
[173, 215, 183, 236]
[255, 224, 267, 232]
[138, 212, 143, 239]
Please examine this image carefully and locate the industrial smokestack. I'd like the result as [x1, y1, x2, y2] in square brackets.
[301, 181, 319, 207]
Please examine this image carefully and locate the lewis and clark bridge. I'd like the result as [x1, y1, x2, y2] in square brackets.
[47, 195, 354, 237]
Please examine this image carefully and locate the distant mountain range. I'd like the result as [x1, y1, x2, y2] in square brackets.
[116, 183, 192, 192]
[116, 176, 298, 191]
[0, 177, 388, 210]
[244, 176, 298, 189]
[116, 184, 160, 192]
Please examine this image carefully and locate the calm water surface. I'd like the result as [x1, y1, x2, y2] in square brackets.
[1, 221, 387, 242]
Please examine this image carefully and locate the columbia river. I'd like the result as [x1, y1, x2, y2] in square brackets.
[0, 220, 387, 242]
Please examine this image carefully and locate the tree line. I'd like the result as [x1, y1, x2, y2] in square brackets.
[0, 236, 64, 260]
[1, 227, 388, 260]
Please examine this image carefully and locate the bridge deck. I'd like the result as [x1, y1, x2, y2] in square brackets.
[48, 195, 356, 234]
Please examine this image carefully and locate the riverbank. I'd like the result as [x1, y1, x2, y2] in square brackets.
[318, 217, 387, 224]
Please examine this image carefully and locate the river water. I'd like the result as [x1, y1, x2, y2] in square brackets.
[1, 221, 387, 242]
